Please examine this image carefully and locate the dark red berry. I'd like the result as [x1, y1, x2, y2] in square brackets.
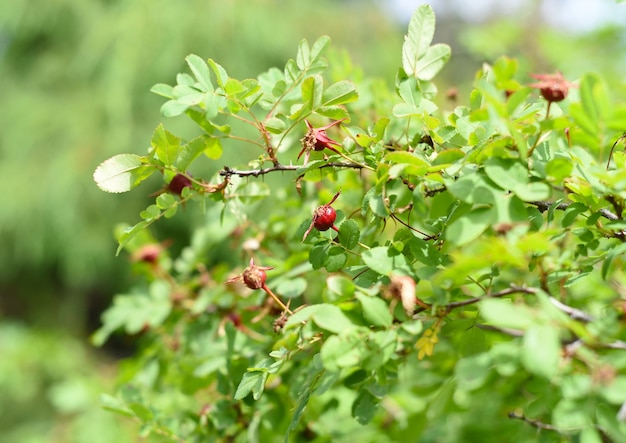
[313, 205, 337, 231]
[168, 174, 192, 195]
[227, 312, 243, 328]
[530, 72, 573, 103]
[302, 191, 341, 241]
[133, 243, 162, 263]
[540, 87, 566, 102]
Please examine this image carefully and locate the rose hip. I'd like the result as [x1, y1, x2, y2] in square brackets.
[303, 191, 341, 241]
[226, 258, 292, 314]
[168, 173, 192, 195]
[313, 206, 337, 231]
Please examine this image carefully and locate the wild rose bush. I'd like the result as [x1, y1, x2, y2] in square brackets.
[93, 6, 626, 442]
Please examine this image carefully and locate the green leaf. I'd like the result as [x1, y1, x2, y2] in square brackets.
[364, 187, 389, 217]
[322, 80, 358, 106]
[273, 277, 307, 299]
[309, 244, 327, 270]
[151, 123, 181, 166]
[602, 242, 626, 279]
[207, 58, 228, 88]
[100, 394, 134, 417]
[264, 117, 286, 134]
[433, 148, 465, 166]
[310, 35, 331, 62]
[91, 282, 172, 346]
[234, 369, 269, 401]
[546, 157, 574, 182]
[140, 205, 160, 221]
[598, 376, 626, 405]
[176, 136, 209, 170]
[552, 399, 593, 430]
[356, 293, 393, 328]
[447, 172, 498, 205]
[513, 181, 551, 201]
[521, 324, 561, 379]
[156, 193, 176, 210]
[284, 59, 299, 85]
[204, 137, 223, 160]
[185, 54, 213, 92]
[408, 237, 445, 267]
[402, 5, 435, 74]
[296, 38, 311, 70]
[362, 246, 409, 276]
[93, 154, 155, 193]
[401, 5, 450, 80]
[115, 221, 149, 255]
[484, 157, 528, 190]
[338, 219, 360, 249]
[150, 83, 174, 98]
[580, 428, 603, 443]
[301, 75, 323, 111]
[284, 304, 353, 333]
[445, 206, 494, 246]
[320, 329, 364, 371]
[352, 389, 379, 424]
[395, 78, 439, 115]
[325, 275, 356, 302]
[160, 99, 189, 117]
[414, 44, 451, 81]
[385, 151, 429, 178]
[311, 304, 354, 333]
[324, 246, 347, 272]
[287, 355, 324, 437]
[480, 298, 534, 330]
[362, 330, 398, 370]
[454, 353, 491, 391]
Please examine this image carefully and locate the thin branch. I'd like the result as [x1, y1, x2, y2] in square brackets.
[508, 412, 560, 432]
[606, 341, 626, 350]
[476, 323, 524, 337]
[549, 297, 595, 322]
[446, 286, 538, 309]
[388, 212, 436, 240]
[530, 200, 619, 221]
[219, 162, 364, 178]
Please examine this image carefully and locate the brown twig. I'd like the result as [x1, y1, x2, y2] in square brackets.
[530, 201, 619, 221]
[508, 411, 559, 432]
[219, 161, 364, 178]
[446, 286, 538, 309]
[606, 133, 626, 171]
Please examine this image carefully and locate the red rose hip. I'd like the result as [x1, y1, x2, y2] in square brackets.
[313, 206, 337, 231]
[302, 191, 341, 241]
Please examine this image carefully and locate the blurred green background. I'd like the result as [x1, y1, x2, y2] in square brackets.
[1, 0, 624, 440]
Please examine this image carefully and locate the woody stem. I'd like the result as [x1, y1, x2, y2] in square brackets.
[262, 284, 293, 314]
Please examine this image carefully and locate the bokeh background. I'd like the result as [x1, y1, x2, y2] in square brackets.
[1, 0, 625, 441]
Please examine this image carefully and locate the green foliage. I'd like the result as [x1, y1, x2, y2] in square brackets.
[0, 322, 134, 443]
[94, 5, 626, 442]
[0, 0, 402, 330]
